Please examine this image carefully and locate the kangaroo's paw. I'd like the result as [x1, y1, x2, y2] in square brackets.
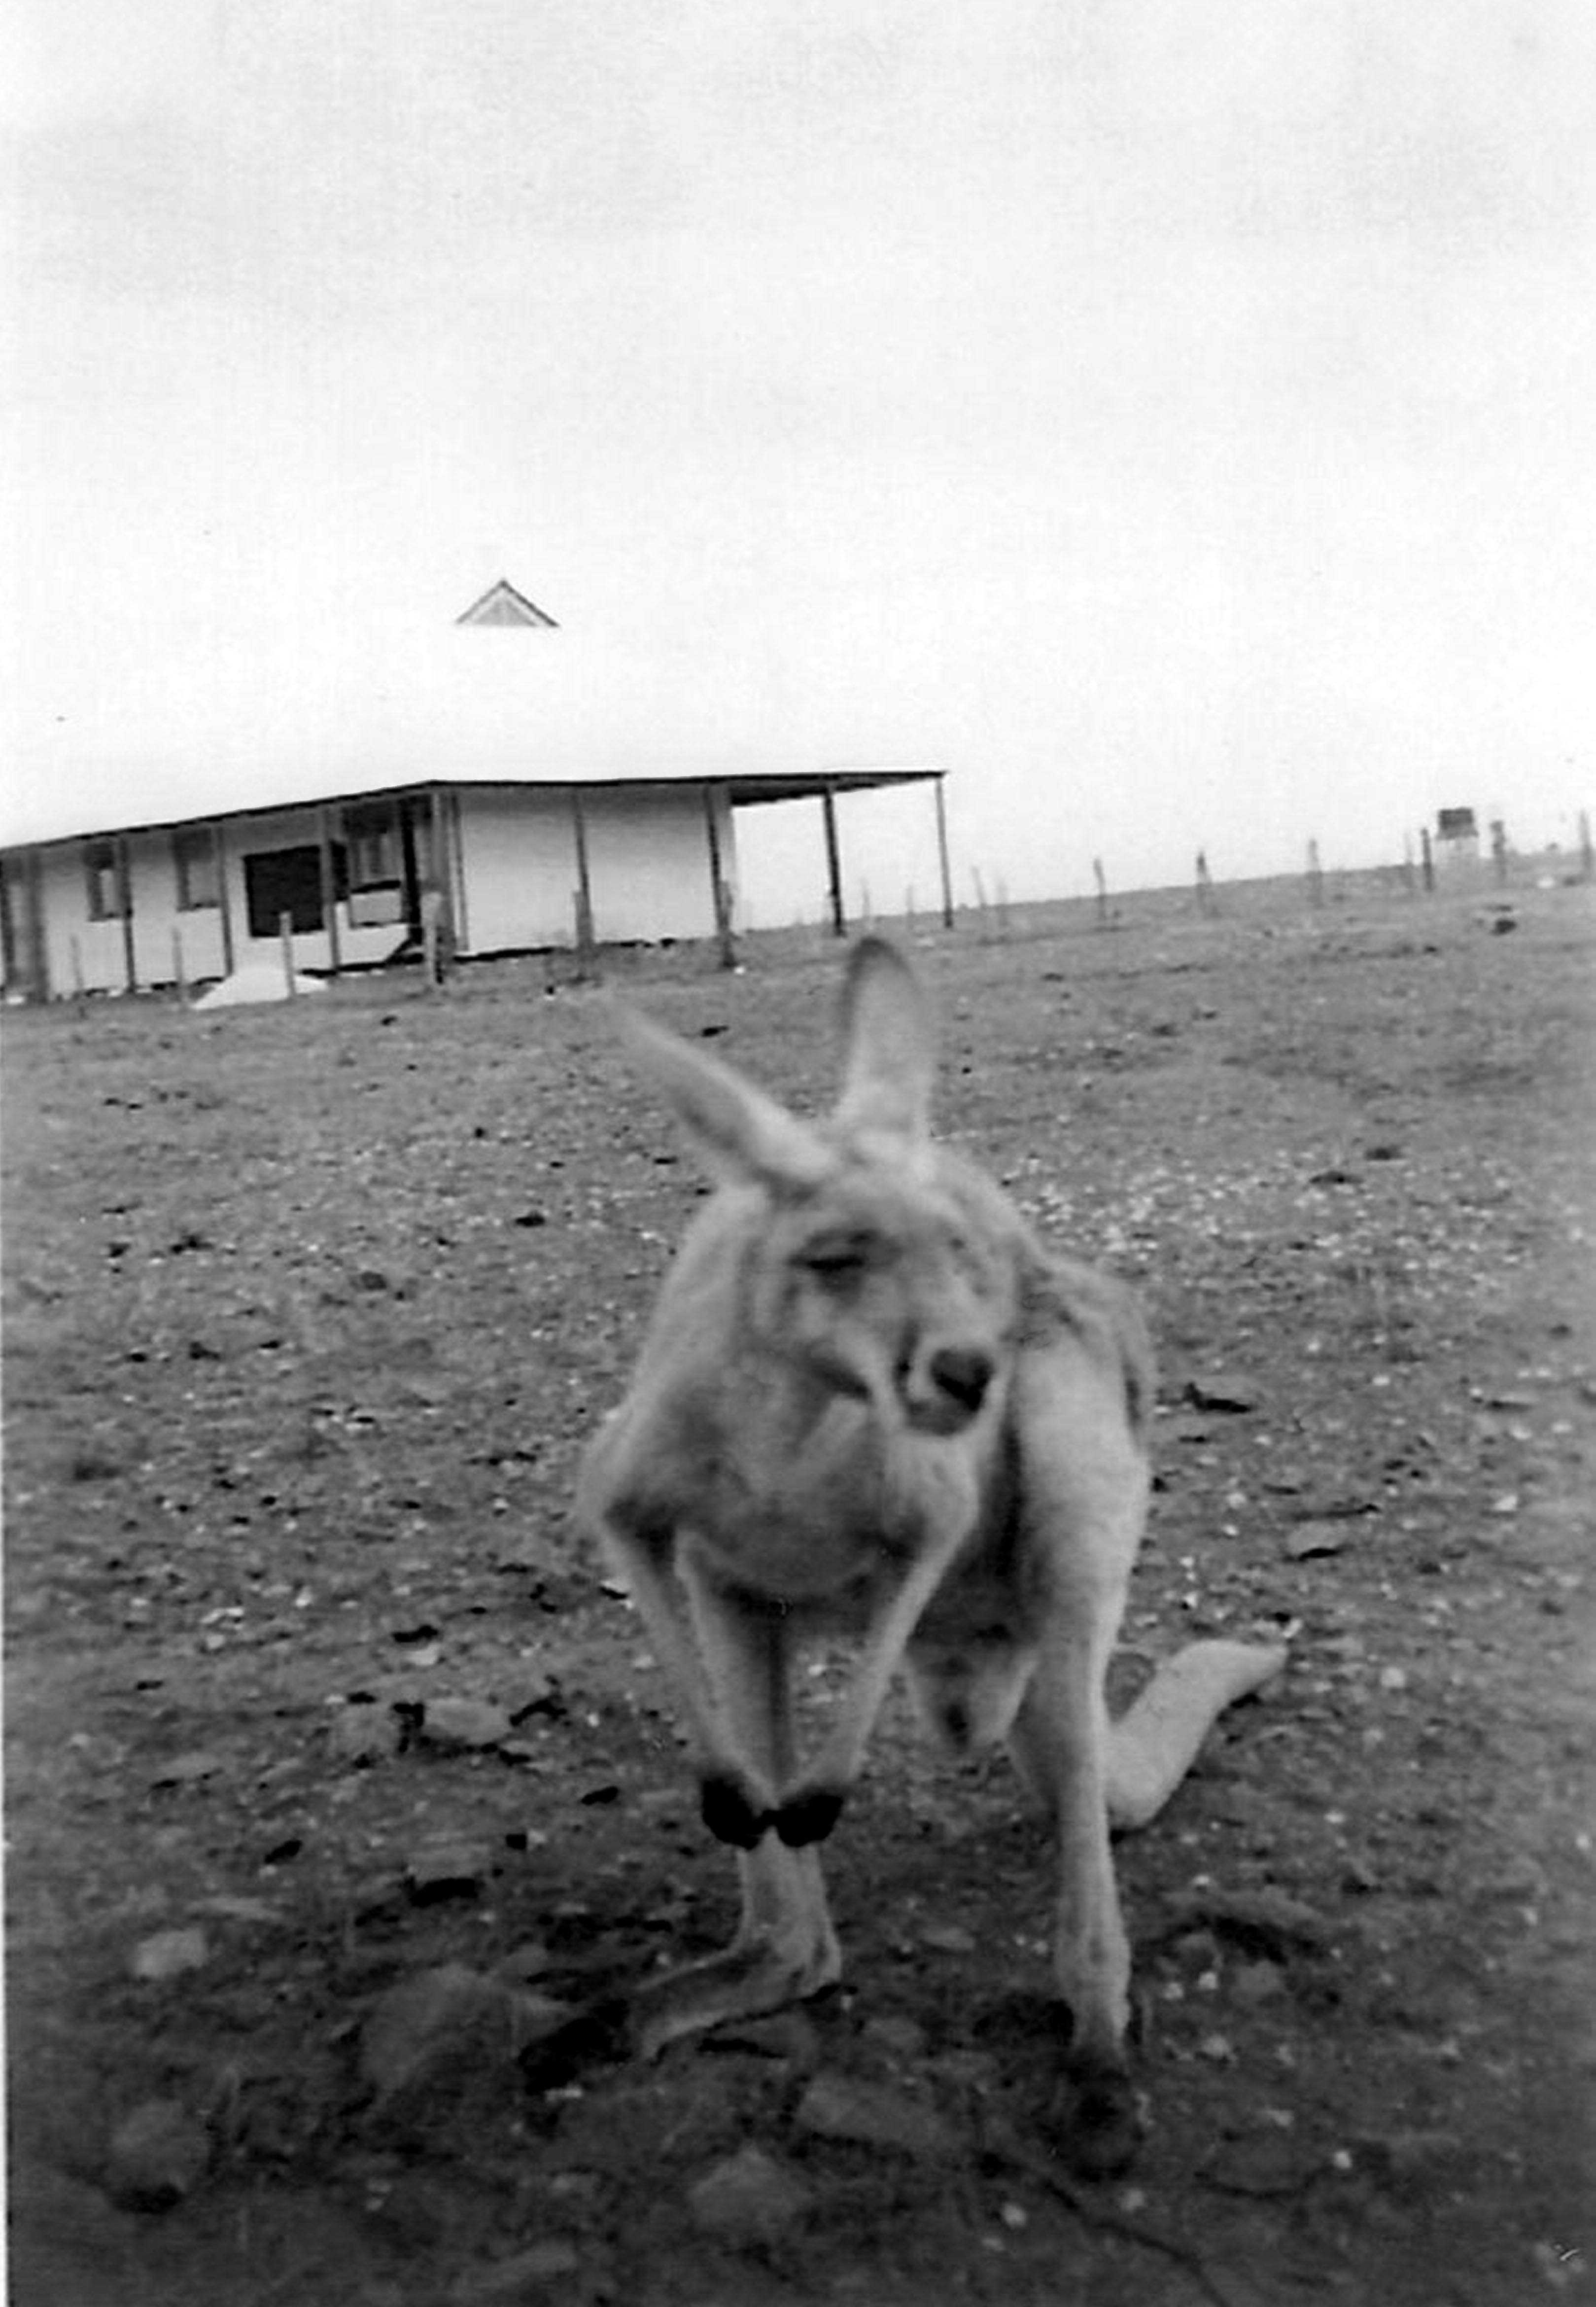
[773, 1778, 848, 1847]
[697, 1769, 776, 1850]
[630, 1936, 841, 2062]
[1046, 2052, 1145, 2182]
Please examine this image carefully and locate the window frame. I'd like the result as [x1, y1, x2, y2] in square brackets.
[173, 826, 220, 911]
[83, 839, 124, 922]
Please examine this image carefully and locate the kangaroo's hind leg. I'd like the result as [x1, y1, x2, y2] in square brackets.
[1007, 1338, 1148, 2178]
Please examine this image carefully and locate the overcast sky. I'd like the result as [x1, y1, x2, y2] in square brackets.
[5, 1, 1595, 913]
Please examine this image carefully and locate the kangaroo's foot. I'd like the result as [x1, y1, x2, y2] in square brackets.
[629, 1932, 843, 2062]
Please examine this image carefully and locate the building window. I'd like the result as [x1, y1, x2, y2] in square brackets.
[345, 802, 400, 890]
[243, 847, 328, 939]
[173, 826, 220, 910]
[84, 839, 124, 921]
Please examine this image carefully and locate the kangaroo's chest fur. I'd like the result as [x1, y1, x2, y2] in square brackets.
[603, 1350, 1006, 1621]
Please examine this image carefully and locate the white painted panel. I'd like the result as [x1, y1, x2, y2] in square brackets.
[584, 789, 719, 943]
[452, 788, 579, 953]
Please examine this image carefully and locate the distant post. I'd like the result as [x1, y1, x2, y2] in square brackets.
[1307, 838, 1324, 908]
[1489, 818, 1509, 887]
[1195, 850, 1216, 916]
[1093, 856, 1109, 930]
[279, 910, 296, 996]
[971, 865, 990, 937]
[1580, 809, 1594, 881]
[420, 887, 446, 990]
[1420, 828, 1435, 893]
[171, 928, 189, 1008]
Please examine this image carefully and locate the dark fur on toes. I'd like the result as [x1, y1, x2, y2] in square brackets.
[698, 1772, 774, 1849]
[1052, 2057, 1144, 2181]
[774, 1783, 847, 1847]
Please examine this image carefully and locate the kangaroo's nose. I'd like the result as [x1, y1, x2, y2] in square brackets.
[928, 1344, 995, 1416]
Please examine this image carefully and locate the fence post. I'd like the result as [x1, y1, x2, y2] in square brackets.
[1420, 828, 1435, 893]
[1490, 819, 1509, 887]
[1580, 809, 1594, 882]
[171, 927, 189, 1007]
[421, 887, 446, 990]
[1307, 839, 1324, 908]
[279, 910, 296, 997]
[1195, 850, 1215, 916]
[1092, 857, 1109, 930]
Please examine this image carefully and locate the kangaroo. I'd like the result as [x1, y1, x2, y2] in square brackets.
[577, 937, 1284, 2177]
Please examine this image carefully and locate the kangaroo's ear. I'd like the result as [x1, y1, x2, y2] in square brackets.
[613, 1002, 837, 1192]
[834, 936, 935, 1143]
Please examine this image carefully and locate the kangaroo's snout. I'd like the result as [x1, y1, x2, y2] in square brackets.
[902, 1339, 997, 1434]
[930, 1344, 994, 1414]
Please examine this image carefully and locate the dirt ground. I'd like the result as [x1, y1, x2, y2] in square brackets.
[5, 880, 1595, 2307]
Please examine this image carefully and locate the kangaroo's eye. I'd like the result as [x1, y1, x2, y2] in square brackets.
[798, 1239, 871, 1283]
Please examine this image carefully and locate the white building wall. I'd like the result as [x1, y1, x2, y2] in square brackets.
[38, 843, 124, 993]
[452, 784, 733, 950]
[451, 788, 581, 953]
[584, 787, 728, 943]
[14, 780, 745, 994]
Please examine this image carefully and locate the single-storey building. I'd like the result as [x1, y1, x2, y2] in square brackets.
[0, 583, 949, 1000]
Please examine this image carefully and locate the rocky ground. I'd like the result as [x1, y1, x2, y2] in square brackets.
[4, 879, 1594, 2306]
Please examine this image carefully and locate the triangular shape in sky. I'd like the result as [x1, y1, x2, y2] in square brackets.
[455, 580, 559, 629]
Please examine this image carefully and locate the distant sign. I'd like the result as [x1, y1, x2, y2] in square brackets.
[1437, 806, 1478, 839]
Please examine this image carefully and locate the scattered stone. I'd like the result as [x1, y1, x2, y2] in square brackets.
[196, 1893, 282, 1926]
[328, 1703, 403, 1765]
[688, 2145, 815, 2244]
[1283, 1522, 1349, 1561]
[918, 1921, 977, 1955]
[710, 2010, 821, 2064]
[130, 1926, 210, 1982]
[863, 2013, 930, 2059]
[105, 2099, 212, 2208]
[1200, 2132, 1317, 2197]
[449, 2239, 583, 2303]
[1183, 1374, 1260, 1415]
[150, 1749, 226, 1788]
[1348, 2128, 1464, 2194]
[495, 1940, 554, 1984]
[360, 1965, 574, 2110]
[1231, 1959, 1288, 2007]
[416, 1698, 514, 1754]
[404, 1842, 492, 1902]
[497, 1668, 563, 1722]
[794, 2071, 962, 2162]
